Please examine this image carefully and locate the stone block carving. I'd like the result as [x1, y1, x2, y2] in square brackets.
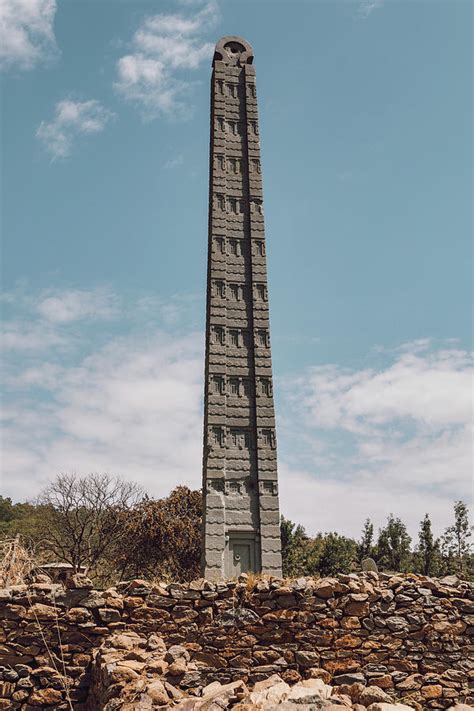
[202, 36, 282, 579]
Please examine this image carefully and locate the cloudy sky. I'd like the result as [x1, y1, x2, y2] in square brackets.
[1, 0, 472, 540]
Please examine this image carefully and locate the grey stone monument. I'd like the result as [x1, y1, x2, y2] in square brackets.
[201, 37, 282, 579]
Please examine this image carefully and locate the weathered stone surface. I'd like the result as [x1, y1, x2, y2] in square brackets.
[202, 36, 282, 579]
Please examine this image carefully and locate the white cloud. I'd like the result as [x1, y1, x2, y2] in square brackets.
[357, 0, 384, 19]
[115, 1, 217, 119]
[1, 323, 67, 352]
[2, 329, 204, 502]
[1, 287, 471, 540]
[36, 99, 115, 159]
[299, 347, 471, 432]
[0, 0, 57, 71]
[279, 341, 473, 536]
[36, 288, 119, 323]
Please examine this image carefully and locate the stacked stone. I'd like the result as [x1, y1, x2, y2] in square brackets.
[202, 36, 281, 579]
[0, 573, 472, 709]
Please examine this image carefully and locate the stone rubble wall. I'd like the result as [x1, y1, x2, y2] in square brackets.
[0, 572, 472, 709]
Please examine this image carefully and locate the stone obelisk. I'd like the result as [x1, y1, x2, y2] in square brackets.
[202, 37, 282, 579]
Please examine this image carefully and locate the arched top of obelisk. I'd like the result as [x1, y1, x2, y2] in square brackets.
[213, 36, 254, 66]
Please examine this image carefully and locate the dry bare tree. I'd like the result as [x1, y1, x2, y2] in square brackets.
[38, 473, 143, 574]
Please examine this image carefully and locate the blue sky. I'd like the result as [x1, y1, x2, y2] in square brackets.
[1, 0, 472, 539]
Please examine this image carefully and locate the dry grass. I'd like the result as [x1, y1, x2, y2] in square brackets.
[0, 534, 37, 587]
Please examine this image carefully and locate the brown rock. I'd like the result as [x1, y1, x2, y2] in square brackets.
[396, 673, 423, 691]
[334, 633, 362, 649]
[98, 607, 121, 623]
[146, 659, 168, 674]
[193, 651, 227, 668]
[421, 684, 443, 699]
[307, 667, 331, 684]
[168, 658, 187, 676]
[341, 616, 361, 630]
[174, 605, 199, 623]
[344, 600, 370, 617]
[281, 669, 302, 684]
[108, 665, 140, 683]
[65, 573, 93, 589]
[26, 603, 57, 620]
[359, 685, 391, 705]
[146, 679, 169, 705]
[371, 674, 393, 689]
[324, 659, 359, 674]
[295, 650, 320, 667]
[66, 607, 91, 623]
[28, 688, 64, 705]
[433, 620, 466, 635]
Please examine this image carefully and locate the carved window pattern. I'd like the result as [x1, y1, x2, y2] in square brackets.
[228, 283, 239, 301]
[228, 329, 239, 346]
[214, 280, 225, 298]
[256, 329, 269, 347]
[229, 239, 239, 256]
[250, 120, 259, 135]
[251, 200, 263, 215]
[216, 117, 225, 132]
[229, 377, 239, 396]
[229, 428, 252, 449]
[227, 83, 237, 98]
[253, 240, 265, 256]
[255, 283, 267, 301]
[215, 154, 225, 171]
[260, 480, 277, 495]
[216, 194, 225, 211]
[210, 375, 225, 395]
[228, 481, 240, 494]
[260, 428, 275, 448]
[260, 378, 272, 396]
[210, 426, 225, 447]
[213, 326, 225, 345]
[216, 80, 224, 95]
[214, 237, 225, 254]
[251, 159, 261, 174]
[228, 120, 243, 136]
[228, 158, 241, 174]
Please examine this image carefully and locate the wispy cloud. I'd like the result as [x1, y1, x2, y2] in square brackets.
[36, 288, 119, 323]
[279, 340, 472, 535]
[0, 0, 58, 71]
[2, 286, 470, 537]
[36, 99, 115, 159]
[114, 1, 218, 120]
[357, 0, 384, 19]
[1, 286, 204, 500]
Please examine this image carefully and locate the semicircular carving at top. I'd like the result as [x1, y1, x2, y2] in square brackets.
[213, 36, 254, 66]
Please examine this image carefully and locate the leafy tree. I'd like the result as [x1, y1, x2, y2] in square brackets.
[280, 517, 313, 577]
[115, 486, 202, 582]
[357, 518, 375, 562]
[317, 532, 358, 575]
[0, 497, 44, 543]
[38, 473, 143, 574]
[441, 501, 472, 577]
[376, 514, 412, 572]
[415, 513, 440, 576]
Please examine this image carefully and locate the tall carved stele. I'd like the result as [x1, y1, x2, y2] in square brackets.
[202, 37, 282, 580]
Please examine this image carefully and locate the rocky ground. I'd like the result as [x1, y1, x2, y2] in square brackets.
[0, 572, 472, 708]
[90, 629, 473, 710]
